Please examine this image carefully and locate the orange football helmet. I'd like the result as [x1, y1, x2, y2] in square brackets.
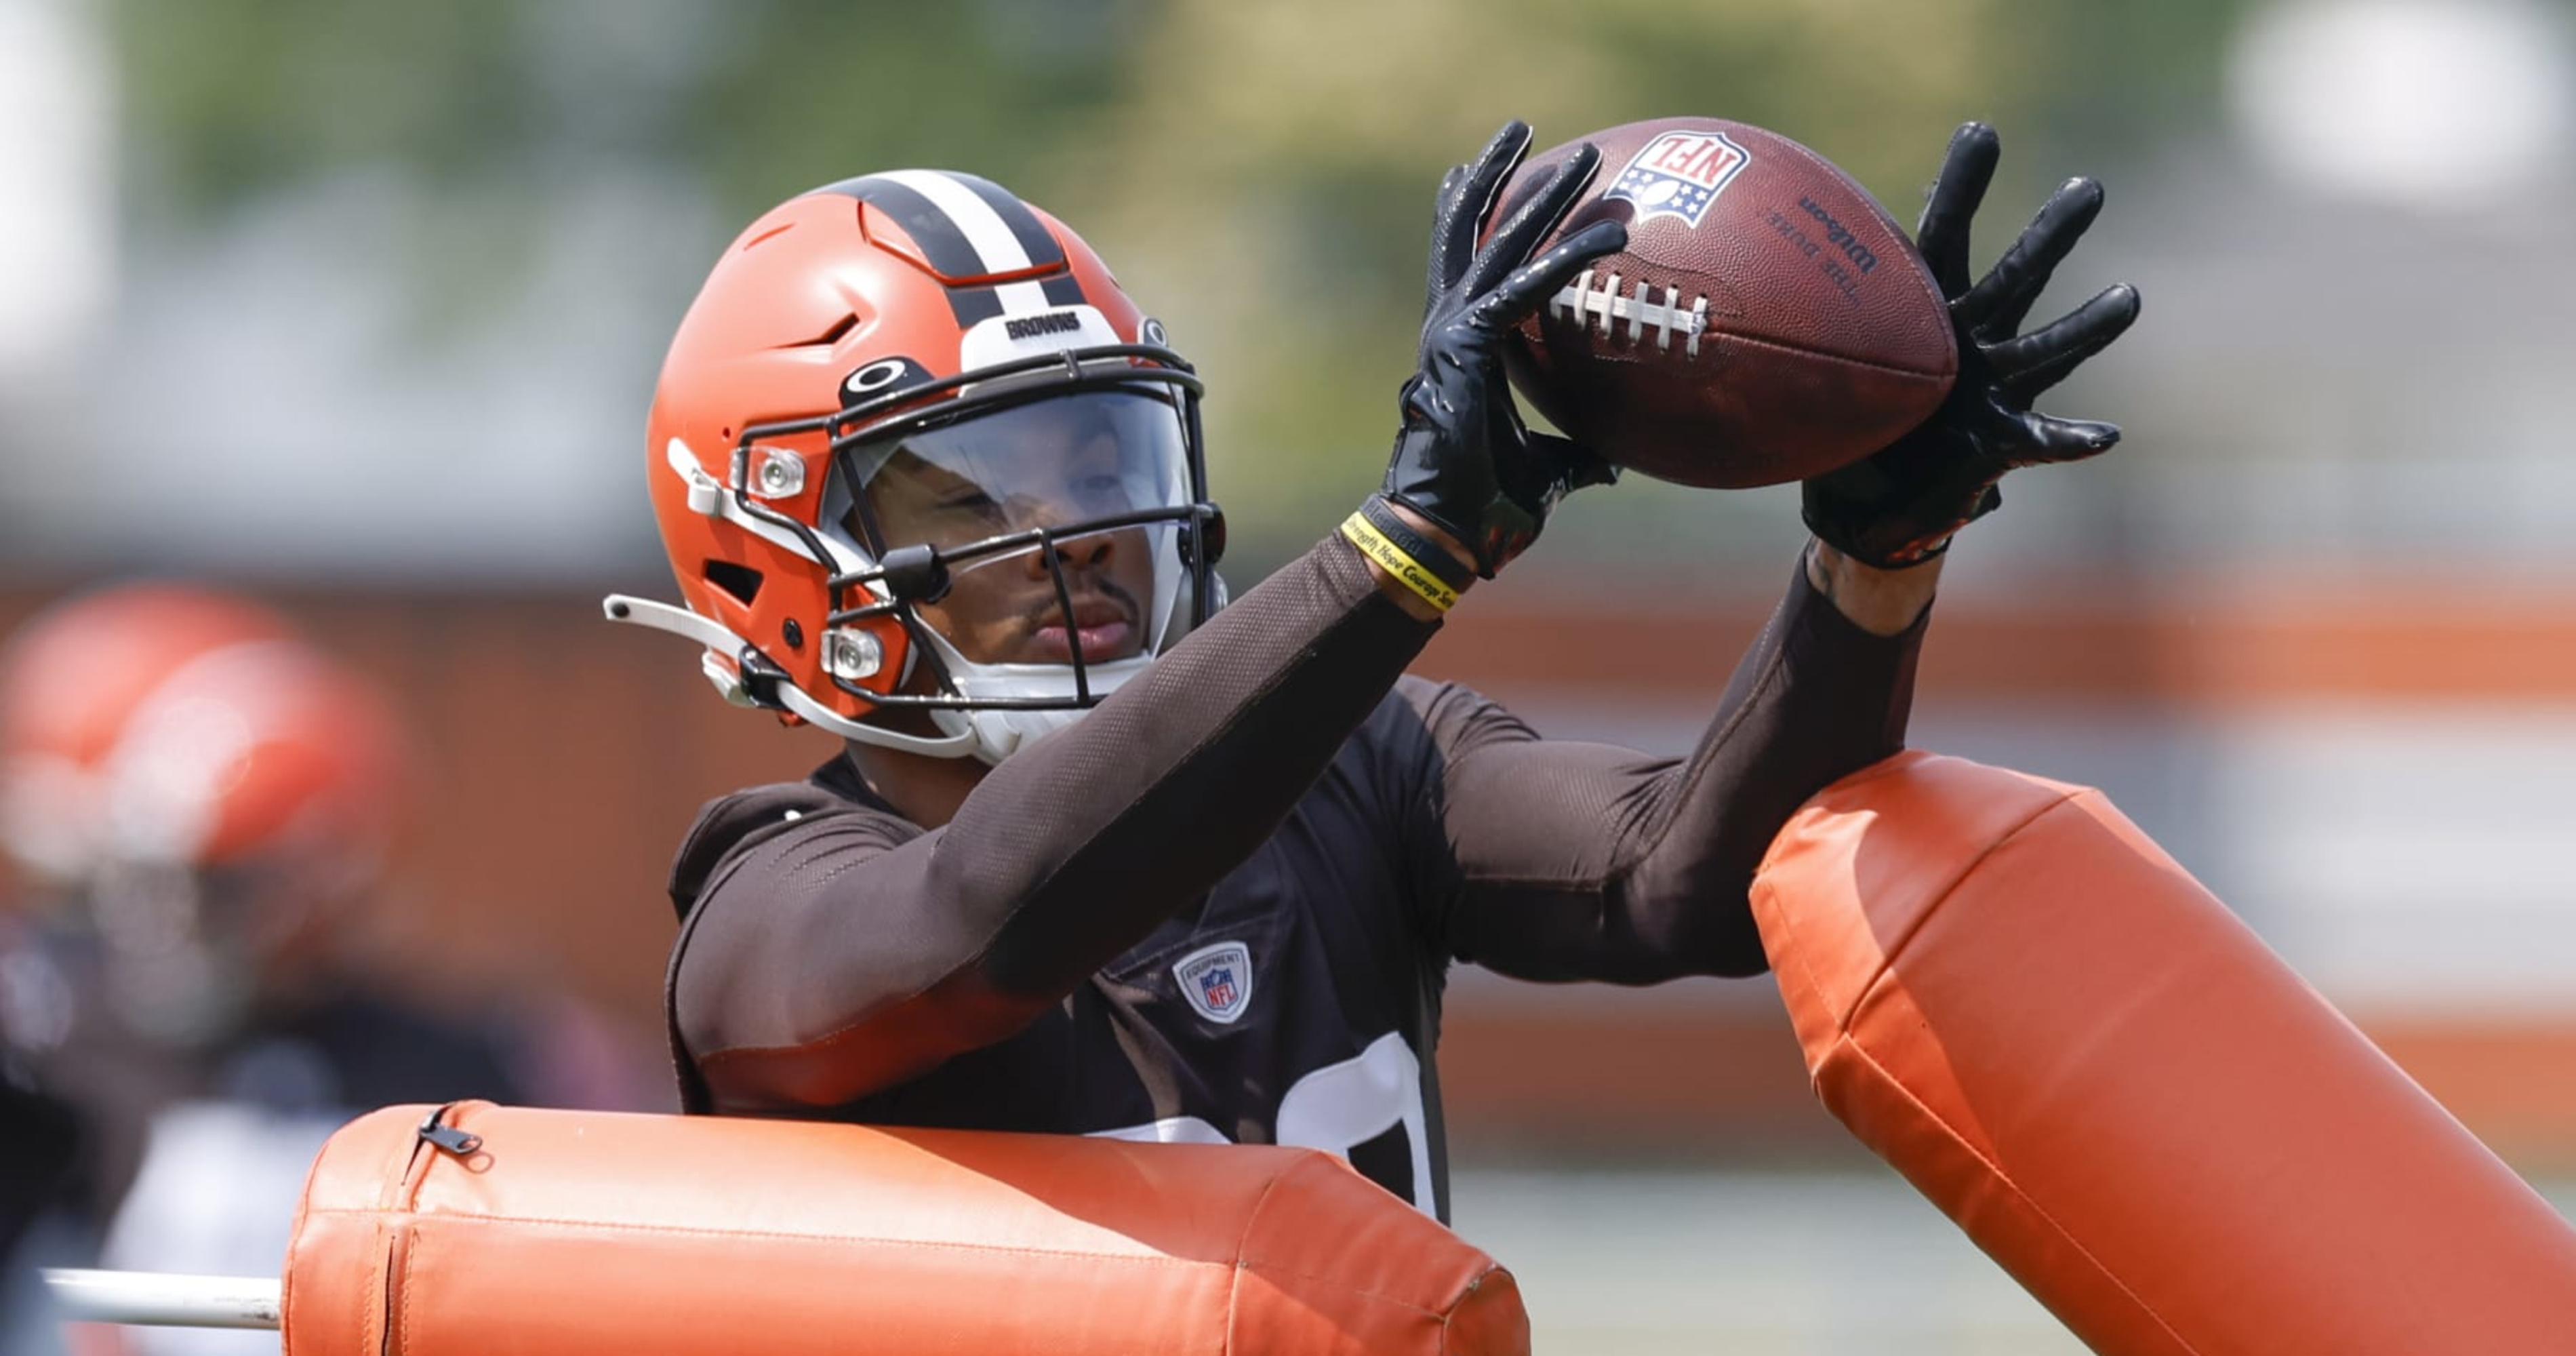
[0, 583, 403, 1039]
[607, 171, 1223, 764]
[0, 584, 399, 884]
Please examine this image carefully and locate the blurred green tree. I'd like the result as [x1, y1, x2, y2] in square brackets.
[106, 0, 2252, 563]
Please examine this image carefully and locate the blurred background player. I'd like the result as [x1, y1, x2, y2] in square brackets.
[0, 584, 597, 1355]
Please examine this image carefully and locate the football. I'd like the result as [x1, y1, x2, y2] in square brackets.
[1493, 118, 1958, 489]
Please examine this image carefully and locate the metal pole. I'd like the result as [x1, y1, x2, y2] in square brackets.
[40, 1270, 283, 1330]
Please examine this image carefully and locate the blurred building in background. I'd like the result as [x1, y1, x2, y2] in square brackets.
[3, 0, 2573, 1351]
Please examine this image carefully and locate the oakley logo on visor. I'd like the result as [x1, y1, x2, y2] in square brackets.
[843, 356, 934, 405]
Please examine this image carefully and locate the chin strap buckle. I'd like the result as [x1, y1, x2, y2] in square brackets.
[733, 646, 792, 712]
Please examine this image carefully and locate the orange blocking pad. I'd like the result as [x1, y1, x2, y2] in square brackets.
[1752, 751, 2576, 1356]
[283, 1102, 1524, 1356]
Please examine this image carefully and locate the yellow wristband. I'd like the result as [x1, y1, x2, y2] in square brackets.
[1340, 511, 1461, 613]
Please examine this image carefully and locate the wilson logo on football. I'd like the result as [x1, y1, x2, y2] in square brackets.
[1605, 129, 1751, 228]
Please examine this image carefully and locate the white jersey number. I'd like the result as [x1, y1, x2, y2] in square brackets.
[1089, 1031, 1434, 1216]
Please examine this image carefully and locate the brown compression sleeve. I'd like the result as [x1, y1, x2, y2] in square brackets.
[673, 535, 1436, 1111]
[1421, 549, 1925, 981]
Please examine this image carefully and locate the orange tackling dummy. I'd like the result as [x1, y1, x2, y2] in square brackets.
[278, 1102, 1526, 1356]
[1753, 751, 2576, 1354]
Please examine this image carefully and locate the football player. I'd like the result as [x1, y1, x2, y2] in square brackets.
[0, 584, 548, 1354]
[611, 120, 2137, 1220]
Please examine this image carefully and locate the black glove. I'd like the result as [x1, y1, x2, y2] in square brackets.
[1803, 121, 2143, 569]
[1382, 121, 1630, 578]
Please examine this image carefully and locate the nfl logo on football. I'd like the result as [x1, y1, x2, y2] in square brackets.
[1173, 940, 1253, 1025]
[1607, 129, 1752, 229]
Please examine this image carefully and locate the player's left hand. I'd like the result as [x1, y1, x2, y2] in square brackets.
[1801, 121, 2143, 570]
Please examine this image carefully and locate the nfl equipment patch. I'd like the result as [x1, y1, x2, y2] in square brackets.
[1605, 129, 1751, 229]
[1173, 940, 1253, 1024]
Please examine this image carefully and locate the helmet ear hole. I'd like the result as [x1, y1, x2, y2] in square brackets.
[703, 560, 764, 607]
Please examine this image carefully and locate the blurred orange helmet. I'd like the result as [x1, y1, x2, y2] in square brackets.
[0, 583, 401, 890]
[607, 172, 1224, 765]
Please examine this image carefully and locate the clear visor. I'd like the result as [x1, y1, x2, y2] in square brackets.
[842, 388, 1195, 669]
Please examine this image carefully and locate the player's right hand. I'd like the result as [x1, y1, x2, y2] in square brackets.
[1380, 121, 1628, 579]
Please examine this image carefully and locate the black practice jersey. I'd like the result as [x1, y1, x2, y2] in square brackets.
[665, 536, 1924, 1222]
